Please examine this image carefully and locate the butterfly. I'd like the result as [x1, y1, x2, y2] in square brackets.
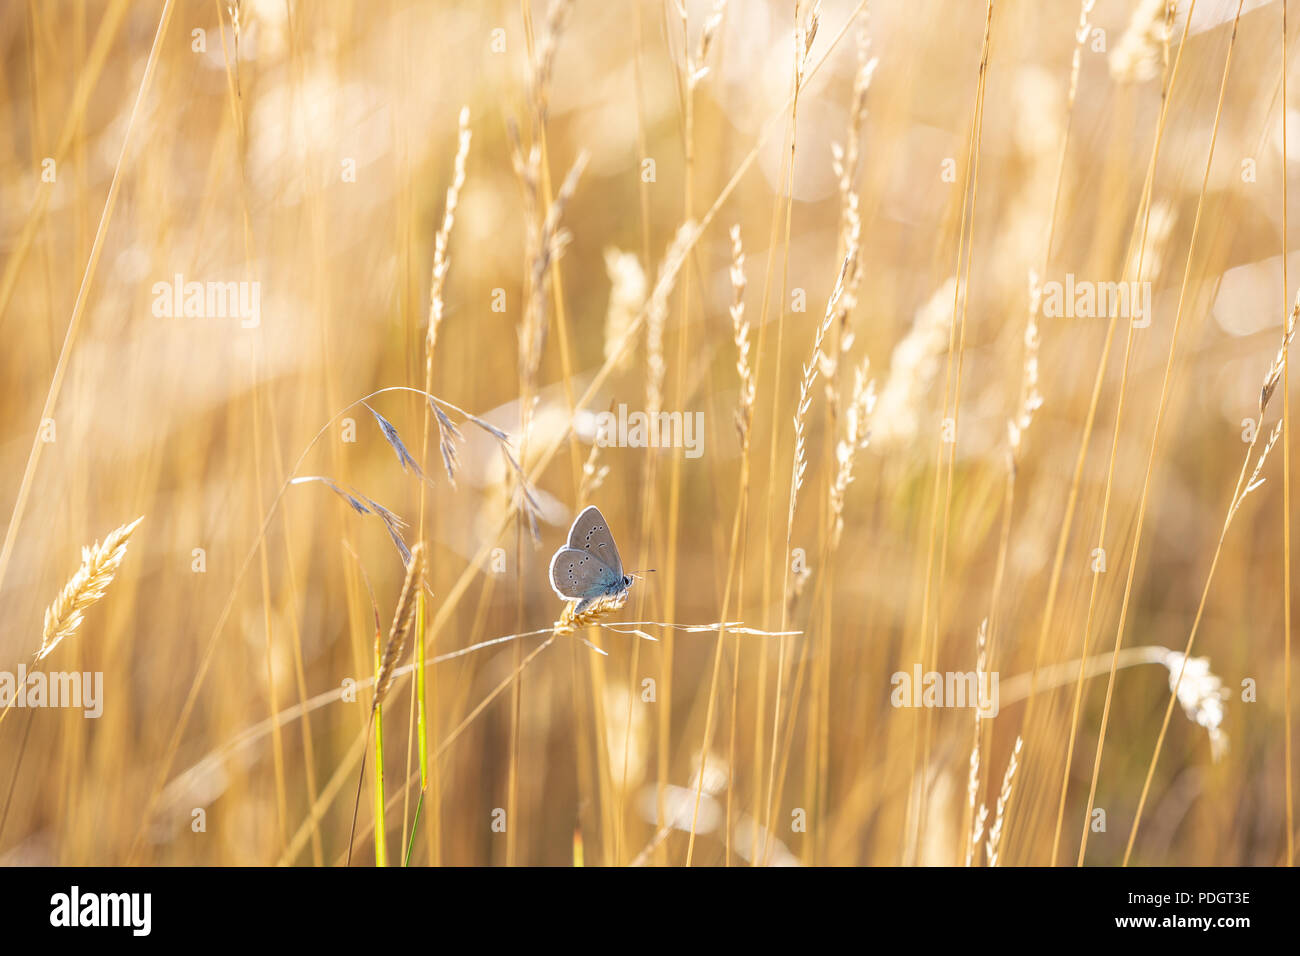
[549, 506, 634, 616]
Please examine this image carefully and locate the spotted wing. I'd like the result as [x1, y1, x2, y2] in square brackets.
[549, 547, 621, 601]
[566, 505, 624, 578]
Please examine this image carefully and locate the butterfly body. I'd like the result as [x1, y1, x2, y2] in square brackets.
[550, 506, 634, 615]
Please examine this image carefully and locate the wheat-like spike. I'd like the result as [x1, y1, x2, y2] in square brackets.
[1260, 288, 1300, 414]
[970, 804, 989, 866]
[790, 245, 857, 518]
[964, 744, 982, 866]
[729, 224, 754, 446]
[372, 543, 426, 712]
[827, 30, 872, 388]
[1066, 0, 1099, 103]
[555, 590, 629, 633]
[829, 358, 876, 547]
[831, 27, 877, 204]
[529, 0, 574, 127]
[985, 736, 1023, 867]
[39, 516, 144, 662]
[963, 618, 988, 865]
[1233, 418, 1283, 515]
[1008, 269, 1044, 457]
[687, 0, 727, 89]
[431, 401, 464, 486]
[797, 0, 821, 81]
[824, 22, 873, 386]
[515, 145, 588, 384]
[427, 105, 472, 355]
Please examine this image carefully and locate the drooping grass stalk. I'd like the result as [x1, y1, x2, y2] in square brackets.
[128, 384, 521, 860]
[1121, 294, 1297, 863]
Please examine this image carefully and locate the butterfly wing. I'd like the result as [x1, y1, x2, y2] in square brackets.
[549, 547, 622, 602]
[566, 505, 625, 578]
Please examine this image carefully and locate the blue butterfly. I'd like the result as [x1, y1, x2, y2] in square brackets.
[549, 506, 634, 615]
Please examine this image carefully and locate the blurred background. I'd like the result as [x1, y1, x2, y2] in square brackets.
[0, 0, 1297, 865]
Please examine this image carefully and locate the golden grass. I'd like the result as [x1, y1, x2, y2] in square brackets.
[36, 516, 143, 666]
[2, 0, 1299, 868]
